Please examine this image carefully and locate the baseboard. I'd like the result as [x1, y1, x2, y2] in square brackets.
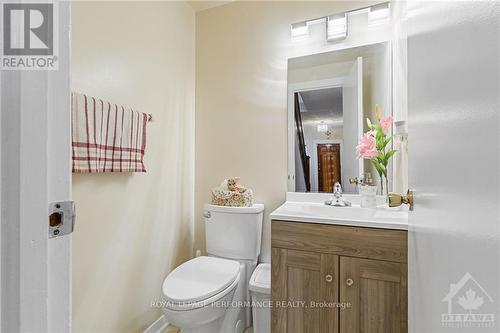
[143, 314, 169, 333]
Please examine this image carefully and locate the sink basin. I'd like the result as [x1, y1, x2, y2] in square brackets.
[270, 192, 408, 230]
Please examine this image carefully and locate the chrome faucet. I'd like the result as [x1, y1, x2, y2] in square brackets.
[333, 182, 343, 199]
[325, 182, 351, 207]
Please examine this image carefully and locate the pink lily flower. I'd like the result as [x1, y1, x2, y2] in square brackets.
[380, 116, 394, 134]
[356, 131, 378, 159]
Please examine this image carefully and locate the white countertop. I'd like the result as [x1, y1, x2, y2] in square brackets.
[270, 192, 408, 230]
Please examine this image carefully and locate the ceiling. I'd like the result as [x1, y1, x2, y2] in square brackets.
[299, 87, 343, 125]
[187, 1, 234, 12]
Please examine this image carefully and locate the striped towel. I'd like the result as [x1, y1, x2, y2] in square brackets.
[71, 92, 147, 173]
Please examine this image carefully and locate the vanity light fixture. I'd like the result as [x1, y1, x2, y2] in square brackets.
[368, 2, 391, 26]
[327, 13, 348, 41]
[291, 21, 309, 41]
[290, 2, 390, 42]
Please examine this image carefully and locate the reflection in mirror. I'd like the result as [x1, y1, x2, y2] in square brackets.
[288, 42, 392, 194]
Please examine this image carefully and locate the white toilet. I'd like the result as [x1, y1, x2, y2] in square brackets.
[161, 203, 264, 333]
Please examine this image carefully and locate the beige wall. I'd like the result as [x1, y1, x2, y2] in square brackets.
[71, 2, 195, 332]
[195, 1, 379, 262]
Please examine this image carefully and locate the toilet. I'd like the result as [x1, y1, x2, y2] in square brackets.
[161, 203, 264, 333]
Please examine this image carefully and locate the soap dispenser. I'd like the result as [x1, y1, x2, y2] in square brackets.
[359, 173, 377, 208]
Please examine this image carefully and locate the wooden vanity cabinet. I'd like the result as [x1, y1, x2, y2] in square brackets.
[271, 220, 408, 333]
[272, 248, 339, 333]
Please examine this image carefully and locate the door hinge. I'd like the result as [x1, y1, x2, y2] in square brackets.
[49, 201, 76, 238]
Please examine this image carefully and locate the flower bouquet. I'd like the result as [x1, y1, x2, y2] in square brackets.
[356, 105, 395, 196]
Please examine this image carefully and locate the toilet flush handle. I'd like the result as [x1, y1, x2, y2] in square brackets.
[203, 211, 211, 219]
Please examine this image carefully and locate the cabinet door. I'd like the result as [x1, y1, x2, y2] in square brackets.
[340, 257, 408, 333]
[272, 248, 339, 333]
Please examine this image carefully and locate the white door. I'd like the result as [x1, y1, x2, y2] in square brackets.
[407, 1, 500, 332]
[342, 57, 363, 193]
[0, 2, 72, 332]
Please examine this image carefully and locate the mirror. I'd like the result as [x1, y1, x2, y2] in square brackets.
[288, 42, 392, 193]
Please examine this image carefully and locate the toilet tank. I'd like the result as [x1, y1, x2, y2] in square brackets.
[204, 203, 264, 260]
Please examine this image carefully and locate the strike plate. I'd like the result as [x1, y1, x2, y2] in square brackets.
[49, 201, 76, 238]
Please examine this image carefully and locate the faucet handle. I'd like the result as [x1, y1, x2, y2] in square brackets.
[349, 177, 360, 185]
[333, 182, 342, 194]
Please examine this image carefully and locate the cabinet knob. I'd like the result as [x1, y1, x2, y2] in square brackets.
[346, 278, 354, 286]
[325, 274, 333, 283]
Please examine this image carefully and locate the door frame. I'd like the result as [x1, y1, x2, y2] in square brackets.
[310, 139, 344, 192]
[0, 2, 72, 332]
[287, 77, 345, 191]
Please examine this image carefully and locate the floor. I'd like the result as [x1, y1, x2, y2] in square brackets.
[164, 325, 253, 333]
[163, 325, 179, 333]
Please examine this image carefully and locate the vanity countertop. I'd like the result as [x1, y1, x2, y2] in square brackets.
[270, 192, 408, 230]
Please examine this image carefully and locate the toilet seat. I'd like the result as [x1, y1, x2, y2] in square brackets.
[162, 256, 240, 310]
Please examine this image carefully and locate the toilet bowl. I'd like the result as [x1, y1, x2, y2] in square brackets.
[162, 256, 243, 333]
[161, 203, 265, 333]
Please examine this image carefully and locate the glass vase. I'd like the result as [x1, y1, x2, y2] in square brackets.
[379, 176, 389, 196]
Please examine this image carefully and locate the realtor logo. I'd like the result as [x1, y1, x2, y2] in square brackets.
[441, 272, 495, 329]
[1, 2, 58, 69]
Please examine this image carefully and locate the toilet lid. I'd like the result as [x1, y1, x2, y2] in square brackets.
[162, 256, 240, 303]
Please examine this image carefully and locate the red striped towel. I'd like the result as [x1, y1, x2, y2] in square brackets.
[71, 92, 147, 173]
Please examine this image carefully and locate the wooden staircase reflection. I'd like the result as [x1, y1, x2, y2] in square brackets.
[294, 93, 311, 192]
